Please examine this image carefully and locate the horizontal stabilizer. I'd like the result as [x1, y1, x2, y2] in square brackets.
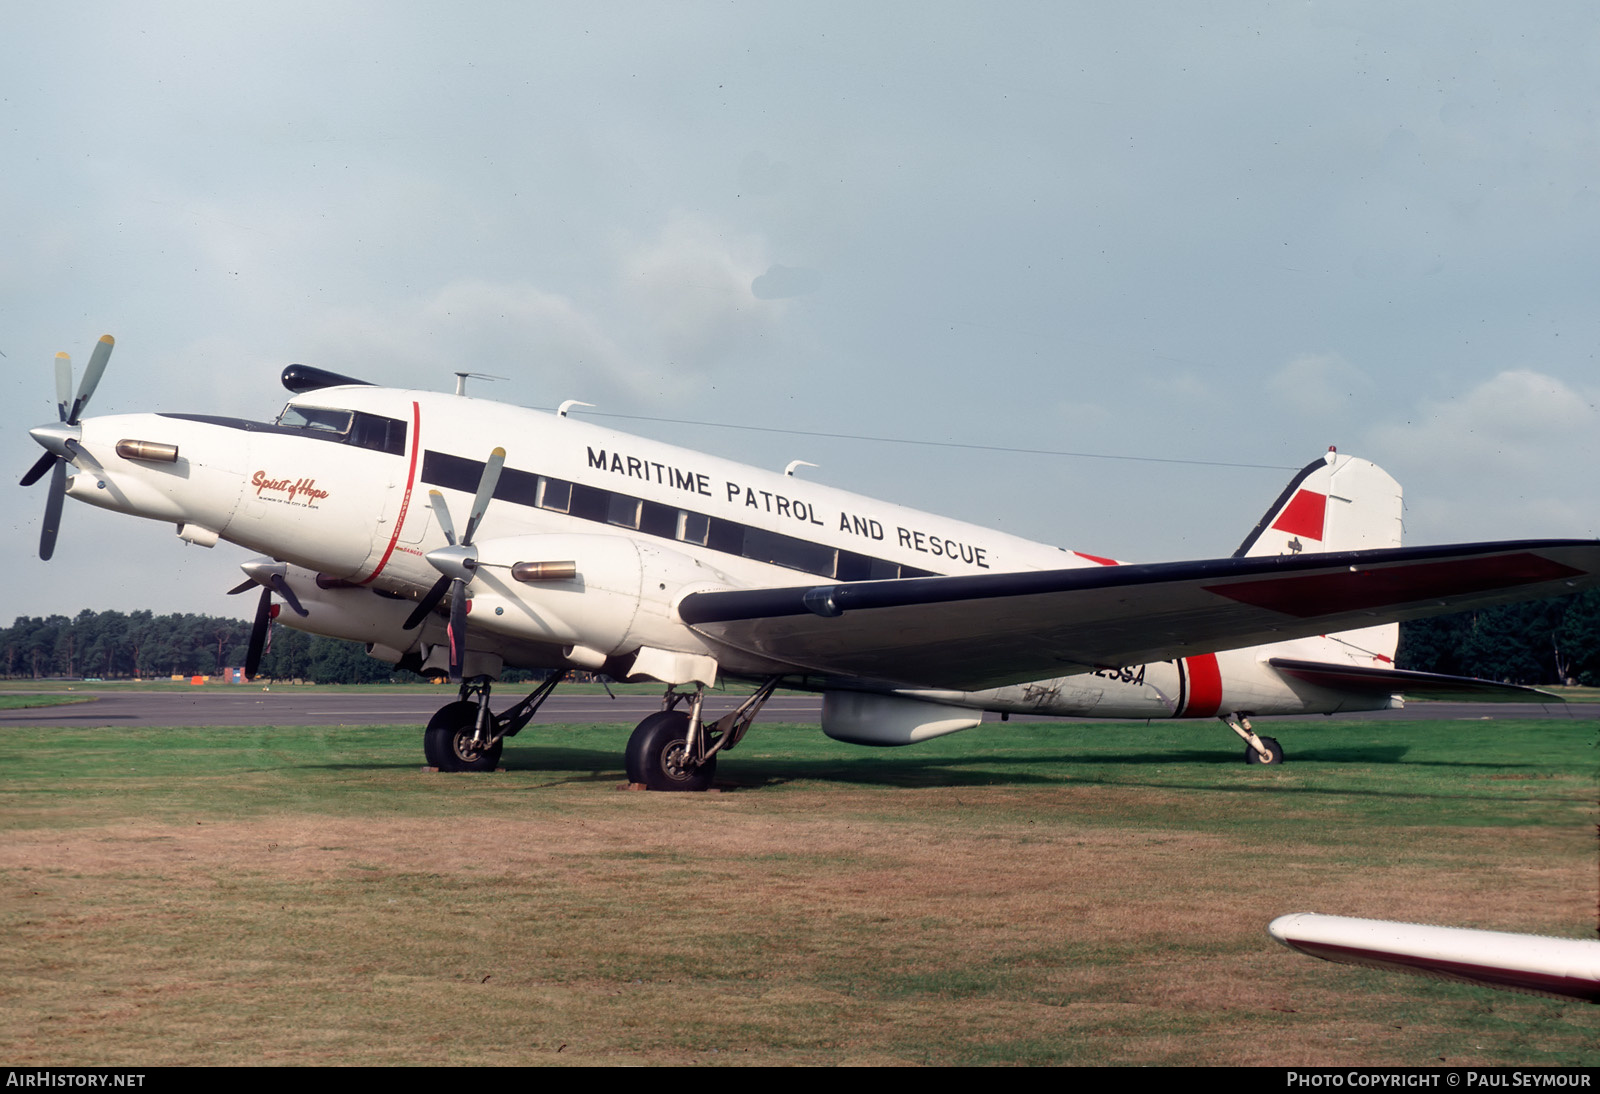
[680, 539, 1600, 691]
[1270, 913, 1600, 1004]
[1267, 658, 1561, 703]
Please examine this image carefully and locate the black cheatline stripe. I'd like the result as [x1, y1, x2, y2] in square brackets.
[419, 450, 938, 583]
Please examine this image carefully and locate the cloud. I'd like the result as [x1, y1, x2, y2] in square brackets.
[1267, 353, 1374, 417]
[751, 264, 822, 300]
[1365, 369, 1600, 542]
[1369, 369, 1596, 473]
[284, 211, 789, 406]
[305, 281, 644, 400]
[616, 213, 781, 374]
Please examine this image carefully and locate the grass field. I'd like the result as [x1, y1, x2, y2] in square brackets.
[1, 716, 1595, 1066]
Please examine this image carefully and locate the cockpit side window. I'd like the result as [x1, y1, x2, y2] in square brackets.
[349, 412, 407, 455]
[274, 405, 407, 455]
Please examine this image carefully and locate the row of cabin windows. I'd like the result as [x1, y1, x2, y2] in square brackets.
[419, 450, 932, 582]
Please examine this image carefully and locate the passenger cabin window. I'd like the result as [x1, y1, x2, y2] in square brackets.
[677, 511, 710, 546]
[606, 494, 641, 529]
[537, 477, 572, 513]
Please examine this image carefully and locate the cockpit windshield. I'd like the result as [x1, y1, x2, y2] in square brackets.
[277, 405, 354, 435]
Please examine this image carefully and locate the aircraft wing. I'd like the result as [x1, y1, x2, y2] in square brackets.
[678, 539, 1600, 691]
[1266, 658, 1561, 703]
[1269, 913, 1600, 1004]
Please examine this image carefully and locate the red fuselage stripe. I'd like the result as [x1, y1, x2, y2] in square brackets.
[1182, 653, 1223, 717]
[359, 400, 422, 585]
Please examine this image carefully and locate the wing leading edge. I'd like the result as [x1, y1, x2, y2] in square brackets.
[678, 539, 1600, 691]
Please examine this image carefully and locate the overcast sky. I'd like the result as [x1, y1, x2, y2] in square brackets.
[5, 1, 1598, 621]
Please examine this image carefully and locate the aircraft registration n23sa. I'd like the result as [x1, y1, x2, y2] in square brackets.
[23, 336, 1600, 787]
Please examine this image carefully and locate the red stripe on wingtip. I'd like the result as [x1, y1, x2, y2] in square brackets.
[1074, 551, 1120, 566]
[1207, 554, 1586, 618]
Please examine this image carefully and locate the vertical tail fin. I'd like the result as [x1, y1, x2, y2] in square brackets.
[1234, 448, 1403, 558]
[1237, 449, 1404, 666]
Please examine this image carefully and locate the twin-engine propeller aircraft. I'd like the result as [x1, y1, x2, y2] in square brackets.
[23, 335, 1600, 787]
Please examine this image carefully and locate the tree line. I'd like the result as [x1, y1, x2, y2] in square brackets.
[0, 610, 400, 684]
[4, 592, 1600, 685]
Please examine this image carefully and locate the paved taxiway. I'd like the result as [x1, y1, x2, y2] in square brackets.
[2, 689, 1590, 728]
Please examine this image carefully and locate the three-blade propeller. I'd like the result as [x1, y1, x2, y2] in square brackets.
[21, 335, 115, 560]
[227, 560, 310, 680]
[402, 447, 506, 680]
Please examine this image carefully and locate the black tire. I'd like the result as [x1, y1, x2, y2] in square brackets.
[1245, 735, 1284, 765]
[425, 700, 503, 773]
[624, 711, 716, 791]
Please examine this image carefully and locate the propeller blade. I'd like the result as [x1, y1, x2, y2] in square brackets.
[448, 579, 468, 681]
[268, 572, 309, 617]
[245, 586, 272, 680]
[69, 335, 114, 423]
[226, 577, 257, 595]
[20, 451, 57, 488]
[40, 460, 66, 560]
[403, 574, 451, 629]
[428, 489, 457, 546]
[54, 353, 72, 422]
[462, 446, 506, 545]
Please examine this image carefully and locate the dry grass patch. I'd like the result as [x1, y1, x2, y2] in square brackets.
[1, 719, 1596, 1065]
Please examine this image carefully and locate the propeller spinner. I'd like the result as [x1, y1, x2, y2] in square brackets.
[402, 447, 506, 681]
[21, 335, 115, 560]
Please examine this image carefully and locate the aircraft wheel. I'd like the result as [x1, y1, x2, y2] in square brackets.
[425, 700, 503, 773]
[625, 711, 716, 791]
[1245, 735, 1284, 765]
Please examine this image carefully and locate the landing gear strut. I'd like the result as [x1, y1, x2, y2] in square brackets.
[625, 678, 781, 791]
[1220, 711, 1284, 765]
[424, 671, 566, 772]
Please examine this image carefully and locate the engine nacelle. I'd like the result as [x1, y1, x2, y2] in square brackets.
[269, 566, 423, 649]
[465, 533, 734, 662]
[821, 691, 983, 747]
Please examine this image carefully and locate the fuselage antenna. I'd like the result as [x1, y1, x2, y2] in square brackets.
[454, 372, 508, 397]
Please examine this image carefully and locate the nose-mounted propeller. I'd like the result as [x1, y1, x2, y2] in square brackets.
[20, 335, 115, 560]
[402, 447, 506, 680]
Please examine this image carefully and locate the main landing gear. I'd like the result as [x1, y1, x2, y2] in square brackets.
[624, 678, 781, 791]
[422, 671, 781, 789]
[1220, 712, 1284, 765]
[424, 671, 566, 773]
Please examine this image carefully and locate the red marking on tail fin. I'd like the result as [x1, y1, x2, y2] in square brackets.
[1271, 489, 1327, 540]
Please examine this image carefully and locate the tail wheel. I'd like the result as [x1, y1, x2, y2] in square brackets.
[425, 700, 503, 772]
[625, 711, 716, 791]
[1245, 735, 1285, 765]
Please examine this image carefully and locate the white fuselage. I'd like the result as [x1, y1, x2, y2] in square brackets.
[62, 385, 1399, 723]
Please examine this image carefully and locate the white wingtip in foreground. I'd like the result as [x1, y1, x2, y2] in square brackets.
[1269, 913, 1600, 1004]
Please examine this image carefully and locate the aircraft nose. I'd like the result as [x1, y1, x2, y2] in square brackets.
[29, 422, 81, 459]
